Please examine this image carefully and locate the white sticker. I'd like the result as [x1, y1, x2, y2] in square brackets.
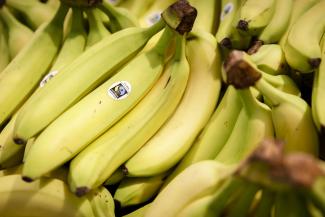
[220, 3, 234, 21]
[108, 81, 131, 100]
[39, 70, 59, 87]
[146, 11, 162, 26]
[108, 0, 119, 5]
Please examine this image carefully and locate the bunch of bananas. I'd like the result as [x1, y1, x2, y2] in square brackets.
[0, 0, 325, 216]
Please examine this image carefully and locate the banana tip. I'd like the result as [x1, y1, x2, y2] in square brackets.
[219, 38, 232, 49]
[75, 186, 90, 197]
[237, 20, 249, 32]
[13, 137, 27, 145]
[22, 176, 34, 183]
[308, 58, 321, 69]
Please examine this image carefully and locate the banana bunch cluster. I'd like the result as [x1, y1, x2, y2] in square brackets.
[0, 0, 325, 216]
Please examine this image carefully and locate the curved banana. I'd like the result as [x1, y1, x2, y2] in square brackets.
[124, 30, 221, 177]
[22, 26, 176, 182]
[0, 19, 10, 73]
[13, 18, 166, 143]
[86, 186, 115, 217]
[161, 86, 242, 188]
[311, 36, 325, 131]
[5, 0, 56, 30]
[0, 6, 34, 58]
[0, 174, 96, 217]
[144, 161, 234, 217]
[262, 73, 301, 97]
[236, 0, 275, 36]
[284, 0, 325, 73]
[258, 0, 293, 44]
[85, 8, 111, 49]
[0, 3, 69, 127]
[68, 33, 189, 196]
[114, 173, 167, 207]
[250, 44, 287, 75]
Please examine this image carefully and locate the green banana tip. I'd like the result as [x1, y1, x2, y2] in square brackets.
[219, 38, 232, 49]
[75, 186, 90, 197]
[223, 50, 261, 89]
[162, 0, 197, 35]
[237, 20, 249, 32]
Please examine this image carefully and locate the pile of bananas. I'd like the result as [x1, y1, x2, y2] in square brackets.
[0, 0, 325, 216]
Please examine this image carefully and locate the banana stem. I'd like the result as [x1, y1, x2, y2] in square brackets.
[236, 88, 260, 115]
[152, 26, 175, 56]
[50, 2, 70, 26]
[255, 77, 286, 106]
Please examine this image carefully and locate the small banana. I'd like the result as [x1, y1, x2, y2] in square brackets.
[284, 0, 325, 73]
[0, 6, 34, 58]
[85, 8, 111, 49]
[5, 0, 56, 29]
[68, 32, 190, 196]
[258, 0, 293, 44]
[144, 161, 235, 217]
[0, 174, 96, 217]
[236, 0, 275, 36]
[0, 3, 69, 127]
[162, 86, 242, 188]
[0, 19, 10, 73]
[125, 30, 221, 177]
[14, 17, 166, 143]
[114, 173, 167, 207]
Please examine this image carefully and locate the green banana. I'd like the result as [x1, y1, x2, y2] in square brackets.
[0, 3, 69, 127]
[0, 174, 96, 217]
[144, 161, 235, 217]
[124, 30, 221, 177]
[279, 0, 320, 48]
[236, 0, 275, 36]
[22, 26, 176, 182]
[0, 18, 10, 73]
[262, 73, 301, 97]
[161, 86, 242, 188]
[97, 0, 139, 33]
[258, 0, 293, 44]
[188, 0, 219, 33]
[274, 192, 311, 217]
[0, 6, 34, 58]
[253, 189, 275, 217]
[5, 0, 56, 30]
[250, 44, 287, 75]
[311, 35, 325, 131]
[284, 0, 325, 73]
[68, 32, 190, 196]
[85, 8, 111, 49]
[114, 173, 167, 207]
[13, 18, 166, 143]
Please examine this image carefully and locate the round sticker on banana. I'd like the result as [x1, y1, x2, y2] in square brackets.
[146, 11, 162, 26]
[220, 3, 234, 21]
[108, 81, 132, 100]
[39, 70, 59, 88]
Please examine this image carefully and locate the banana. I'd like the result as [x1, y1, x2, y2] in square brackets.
[68, 32, 190, 196]
[0, 18, 10, 73]
[23, 137, 35, 163]
[86, 186, 115, 217]
[85, 8, 111, 49]
[161, 86, 242, 188]
[13, 17, 166, 143]
[284, 0, 325, 73]
[216, 0, 252, 50]
[279, 0, 320, 48]
[262, 73, 301, 97]
[311, 35, 325, 131]
[250, 44, 287, 75]
[0, 3, 69, 127]
[188, 0, 219, 33]
[144, 161, 235, 217]
[236, 0, 275, 36]
[258, 0, 293, 44]
[97, 0, 138, 33]
[5, 0, 56, 30]
[0, 174, 96, 217]
[0, 6, 34, 58]
[274, 192, 310, 217]
[252, 189, 275, 217]
[124, 30, 221, 177]
[104, 167, 126, 186]
[114, 173, 167, 207]
[115, 0, 156, 18]
[0, 114, 24, 169]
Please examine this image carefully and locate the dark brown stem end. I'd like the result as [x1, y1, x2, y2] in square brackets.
[162, 0, 197, 35]
[247, 40, 264, 55]
[220, 38, 232, 49]
[237, 19, 249, 32]
[309, 58, 321, 69]
[223, 50, 262, 89]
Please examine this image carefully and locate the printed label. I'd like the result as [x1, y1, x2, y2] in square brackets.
[108, 81, 131, 100]
[39, 70, 59, 87]
[146, 11, 162, 26]
[220, 3, 234, 21]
